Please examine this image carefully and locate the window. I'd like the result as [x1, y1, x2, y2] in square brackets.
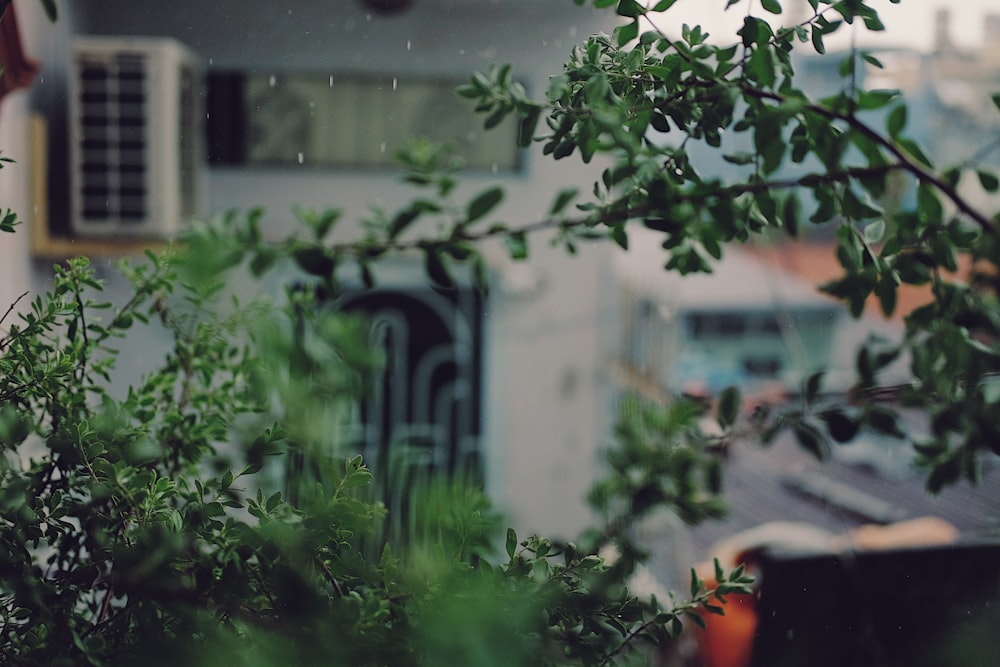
[206, 71, 521, 171]
[743, 356, 782, 377]
[689, 312, 748, 338]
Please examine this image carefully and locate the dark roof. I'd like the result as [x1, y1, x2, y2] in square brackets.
[685, 415, 1000, 559]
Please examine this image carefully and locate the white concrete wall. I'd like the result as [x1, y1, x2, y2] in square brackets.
[14, 0, 623, 539]
[0, 93, 35, 315]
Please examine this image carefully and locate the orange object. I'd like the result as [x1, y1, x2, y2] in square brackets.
[693, 577, 758, 667]
[691, 517, 959, 667]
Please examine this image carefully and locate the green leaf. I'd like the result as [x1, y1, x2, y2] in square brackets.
[713, 557, 725, 583]
[517, 106, 542, 148]
[292, 246, 335, 278]
[760, 0, 781, 14]
[875, 276, 897, 317]
[898, 138, 933, 168]
[927, 452, 962, 494]
[863, 219, 885, 244]
[747, 44, 776, 88]
[811, 25, 826, 54]
[466, 186, 504, 224]
[782, 193, 800, 237]
[717, 386, 741, 429]
[204, 502, 225, 517]
[424, 249, 455, 289]
[506, 528, 518, 559]
[549, 188, 579, 215]
[484, 107, 507, 129]
[860, 8, 885, 31]
[865, 406, 904, 437]
[615, 19, 639, 46]
[687, 610, 707, 630]
[389, 206, 421, 239]
[616, 0, 644, 18]
[977, 169, 999, 193]
[456, 83, 480, 99]
[793, 421, 830, 460]
[40, 0, 57, 21]
[886, 104, 907, 138]
[803, 371, 824, 405]
[917, 183, 943, 225]
[819, 409, 860, 443]
[610, 224, 628, 250]
[991, 93, 1000, 113]
[861, 52, 883, 69]
[472, 254, 490, 295]
[359, 262, 376, 289]
[722, 152, 755, 165]
[855, 89, 899, 111]
[505, 231, 528, 261]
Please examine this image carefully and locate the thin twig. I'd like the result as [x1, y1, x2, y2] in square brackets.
[0, 290, 29, 352]
[96, 582, 114, 626]
[329, 163, 908, 256]
[0, 290, 27, 328]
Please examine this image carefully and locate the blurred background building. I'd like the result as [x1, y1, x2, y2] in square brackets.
[0, 1, 998, 572]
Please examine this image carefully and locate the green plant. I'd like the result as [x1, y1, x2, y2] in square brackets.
[2, 0, 999, 665]
[0, 228, 747, 664]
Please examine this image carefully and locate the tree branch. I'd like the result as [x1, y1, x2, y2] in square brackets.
[738, 85, 997, 234]
[329, 163, 908, 257]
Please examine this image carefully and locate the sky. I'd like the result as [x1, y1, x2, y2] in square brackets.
[645, 0, 1000, 52]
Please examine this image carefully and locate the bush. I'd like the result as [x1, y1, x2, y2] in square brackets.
[2, 0, 999, 664]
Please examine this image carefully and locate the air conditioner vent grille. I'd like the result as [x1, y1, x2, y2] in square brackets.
[70, 37, 201, 238]
[74, 52, 149, 225]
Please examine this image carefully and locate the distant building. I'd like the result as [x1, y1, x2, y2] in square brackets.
[614, 229, 842, 398]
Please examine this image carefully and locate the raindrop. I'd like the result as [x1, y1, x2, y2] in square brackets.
[297, 152, 304, 164]
[406, 40, 412, 51]
[208, 57, 213, 65]
[569, 26, 578, 37]
[330, 75, 334, 87]
[379, 141, 387, 154]
[269, 74, 277, 87]
[491, 163, 498, 174]
[366, 13, 372, 21]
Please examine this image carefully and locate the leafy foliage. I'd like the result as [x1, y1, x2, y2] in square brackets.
[2, 0, 1000, 664]
[455, 0, 1000, 490]
[0, 228, 746, 664]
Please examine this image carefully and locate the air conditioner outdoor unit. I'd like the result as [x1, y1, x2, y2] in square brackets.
[69, 37, 201, 238]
